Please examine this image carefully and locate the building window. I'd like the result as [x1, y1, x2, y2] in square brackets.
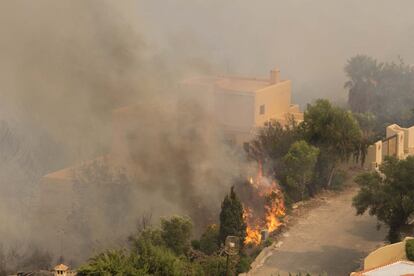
[259, 105, 265, 115]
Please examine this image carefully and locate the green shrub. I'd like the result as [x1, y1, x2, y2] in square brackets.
[181, 259, 205, 276]
[77, 250, 149, 276]
[191, 239, 201, 251]
[283, 140, 319, 202]
[160, 216, 193, 256]
[199, 224, 220, 255]
[406, 239, 414, 261]
[236, 256, 253, 274]
[199, 256, 227, 276]
[134, 236, 193, 276]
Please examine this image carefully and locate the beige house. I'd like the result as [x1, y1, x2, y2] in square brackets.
[351, 237, 414, 275]
[364, 124, 414, 170]
[181, 68, 303, 145]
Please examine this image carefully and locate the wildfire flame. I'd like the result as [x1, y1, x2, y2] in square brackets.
[243, 207, 262, 245]
[244, 161, 286, 245]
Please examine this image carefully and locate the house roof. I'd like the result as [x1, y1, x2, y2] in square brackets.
[215, 77, 271, 92]
[42, 156, 110, 183]
[182, 75, 282, 93]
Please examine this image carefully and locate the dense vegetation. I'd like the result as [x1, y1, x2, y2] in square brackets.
[345, 55, 414, 133]
[345, 54, 414, 243]
[353, 156, 414, 243]
[406, 239, 414, 261]
[247, 99, 365, 204]
[78, 187, 248, 275]
[78, 216, 223, 275]
[283, 140, 319, 202]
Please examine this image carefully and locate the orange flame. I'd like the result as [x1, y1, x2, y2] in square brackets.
[265, 188, 285, 232]
[243, 162, 286, 245]
[244, 207, 262, 244]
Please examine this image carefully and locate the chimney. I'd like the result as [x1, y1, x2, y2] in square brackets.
[270, 68, 280, 84]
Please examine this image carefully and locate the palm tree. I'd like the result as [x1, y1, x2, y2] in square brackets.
[344, 55, 381, 113]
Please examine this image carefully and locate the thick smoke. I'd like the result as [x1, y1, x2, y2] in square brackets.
[3, 0, 414, 268]
[0, 1, 151, 161]
[0, 0, 241, 266]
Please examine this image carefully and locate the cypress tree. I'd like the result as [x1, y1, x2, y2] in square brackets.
[219, 186, 246, 245]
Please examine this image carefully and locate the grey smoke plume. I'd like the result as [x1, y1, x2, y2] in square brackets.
[3, 0, 414, 267]
[0, 0, 240, 265]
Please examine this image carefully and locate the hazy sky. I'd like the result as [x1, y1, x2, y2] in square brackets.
[124, 0, 414, 105]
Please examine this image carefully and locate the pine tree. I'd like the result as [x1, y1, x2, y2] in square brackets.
[219, 186, 246, 245]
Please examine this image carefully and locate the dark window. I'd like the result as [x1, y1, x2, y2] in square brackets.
[259, 104, 265, 115]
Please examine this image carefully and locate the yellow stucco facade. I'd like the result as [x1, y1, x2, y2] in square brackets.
[364, 124, 414, 170]
[182, 68, 303, 145]
[364, 238, 412, 270]
[254, 80, 291, 126]
[351, 237, 414, 275]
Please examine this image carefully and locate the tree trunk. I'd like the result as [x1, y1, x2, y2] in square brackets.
[326, 166, 336, 188]
[388, 225, 402, 243]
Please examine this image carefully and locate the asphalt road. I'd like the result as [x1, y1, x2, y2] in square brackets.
[250, 186, 386, 276]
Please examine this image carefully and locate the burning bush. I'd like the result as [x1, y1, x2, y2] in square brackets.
[236, 163, 286, 245]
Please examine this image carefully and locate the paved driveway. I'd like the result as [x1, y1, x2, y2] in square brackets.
[250, 186, 386, 276]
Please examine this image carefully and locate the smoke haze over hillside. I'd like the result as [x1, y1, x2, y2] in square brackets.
[0, 0, 238, 265]
[1, 0, 414, 267]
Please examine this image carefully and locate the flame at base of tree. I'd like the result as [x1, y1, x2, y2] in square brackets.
[240, 162, 286, 245]
[244, 207, 262, 244]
